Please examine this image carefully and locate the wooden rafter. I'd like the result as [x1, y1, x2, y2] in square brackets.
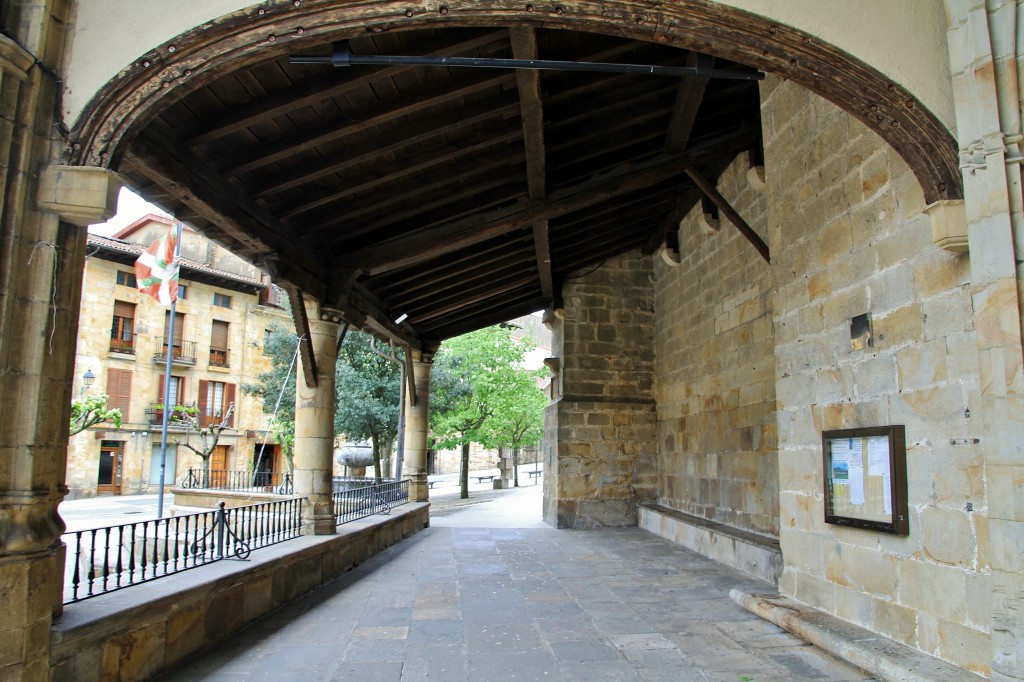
[340, 128, 756, 275]
[684, 167, 770, 262]
[284, 286, 318, 390]
[125, 132, 326, 300]
[664, 53, 713, 154]
[510, 26, 554, 305]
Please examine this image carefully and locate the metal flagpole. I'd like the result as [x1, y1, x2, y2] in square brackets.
[156, 220, 183, 519]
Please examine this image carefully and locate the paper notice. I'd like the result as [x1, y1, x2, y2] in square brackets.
[882, 473, 892, 514]
[849, 460, 865, 505]
[867, 436, 889, 476]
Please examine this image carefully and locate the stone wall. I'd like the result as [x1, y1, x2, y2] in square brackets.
[653, 152, 777, 537]
[763, 76, 989, 675]
[543, 251, 657, 528]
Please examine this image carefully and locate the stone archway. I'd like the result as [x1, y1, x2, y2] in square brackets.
[67, 0, 959, 206]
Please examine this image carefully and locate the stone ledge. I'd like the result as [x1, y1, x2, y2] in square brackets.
[49, 503, 429, 681]
[639, 503, 782, 584]
[730, 590, 985, 682]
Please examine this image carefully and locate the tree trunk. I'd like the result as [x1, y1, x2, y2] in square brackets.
[513, 446, 520, 487]
[372, 434, 383, 483]
[460, 440, 470, 499]
[380, 439, 394, 480]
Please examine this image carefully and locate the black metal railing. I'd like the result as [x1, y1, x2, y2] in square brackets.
[145, 402, 199, 427]
[334, 479, 409, 525]
[63, 498, 302, 604]
[332, 475, 379, 492]
[109, 332, 136, 354]
[153, 339, 198, 365]
[181, 468, 293, 494]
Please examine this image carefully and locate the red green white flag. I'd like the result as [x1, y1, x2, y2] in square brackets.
[135, 221, 180, 305]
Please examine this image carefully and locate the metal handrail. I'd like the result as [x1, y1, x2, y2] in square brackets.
[181, 468, 294, 495]
[333, 479, 409, 525]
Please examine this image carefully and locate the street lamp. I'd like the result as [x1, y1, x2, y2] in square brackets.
[81, 369, 95, 394]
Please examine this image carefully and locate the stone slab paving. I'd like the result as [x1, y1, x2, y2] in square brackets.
[156, 515, 872, 681]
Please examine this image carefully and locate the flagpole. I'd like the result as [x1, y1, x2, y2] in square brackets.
[156, 220, 183, 519]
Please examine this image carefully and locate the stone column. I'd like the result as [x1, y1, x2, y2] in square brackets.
[402, 349, 433, 503]
[293, 300, 342, 535]
[946, 4, 1024, 679]
[0, 6, 110, 674]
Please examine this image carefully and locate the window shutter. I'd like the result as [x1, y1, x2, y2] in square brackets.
[226, 383, 236, 427]
[164, 311, 185, 344]
[211, 320, 229, 348]
[198, 379, 209, 428]
[106, 368, 132, 418]
[113, 300, 135, 319]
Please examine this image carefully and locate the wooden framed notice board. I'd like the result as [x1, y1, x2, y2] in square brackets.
[821, 425, 908, 535]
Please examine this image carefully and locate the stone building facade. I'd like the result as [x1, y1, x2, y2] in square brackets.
[69, 215, 291, 498]
[2, 1, 1024, 680]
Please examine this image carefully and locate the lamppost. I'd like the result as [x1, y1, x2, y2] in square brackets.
[81, 369, 95, 395]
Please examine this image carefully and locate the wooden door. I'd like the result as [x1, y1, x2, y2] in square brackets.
[97, 442, 124, 495]
[210, 445, 229, 487]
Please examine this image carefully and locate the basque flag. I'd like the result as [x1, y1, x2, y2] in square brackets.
[135, 221, 180, 305]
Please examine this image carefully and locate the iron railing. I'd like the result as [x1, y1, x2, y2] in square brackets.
[63, 497, 302, 604]
[209, 346, 229, 368]
[153, 339, 198, 365]
[334, 479, 409, 525]
[182, 468, 293, 494]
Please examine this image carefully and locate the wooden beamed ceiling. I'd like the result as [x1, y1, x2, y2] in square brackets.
[120, 26, 764, 347]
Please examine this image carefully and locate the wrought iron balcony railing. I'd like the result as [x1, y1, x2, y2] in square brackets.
[209, 346, 229, 368]
[153, 340, 197, 366]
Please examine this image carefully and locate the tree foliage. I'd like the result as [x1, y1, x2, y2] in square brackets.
[429, 325, 541, 497]
[69, 394, 122, 436]
[334, 331, 402, 481]
[243, 324, 403, 481]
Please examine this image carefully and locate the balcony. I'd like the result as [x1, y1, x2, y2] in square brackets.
[145, 402, 198, 427]
[153, 340, 197, 366]
[109, 333, 136, 355]
[209, 346, 229, 368]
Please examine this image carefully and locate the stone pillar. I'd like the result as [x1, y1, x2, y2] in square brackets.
[946, 5, 1024, 679]
[542, 251, 658, 529]
[402, 349, 433, 503]
[0, 5, 103, 675]
[293, 300, 342, 535]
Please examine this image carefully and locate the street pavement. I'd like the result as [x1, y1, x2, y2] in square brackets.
[145, 476, 871, 681]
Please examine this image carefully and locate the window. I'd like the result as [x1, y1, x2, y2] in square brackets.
[163, 311, 185, 357]
[198, 380, 235, 428]
[177, 284, 188, 299]
[106, 368, 132, 420]
[110, 301, 136, 353]
[115, 271, 136, 288]
[264, 329, 273, 352]
[159, 374, 184, 407]
[148, 444, 177, 485]
[213, 293, 232, 308]
[210, 320, 229, 367]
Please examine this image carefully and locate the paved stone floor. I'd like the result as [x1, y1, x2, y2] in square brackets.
[156, 485, 872, 681]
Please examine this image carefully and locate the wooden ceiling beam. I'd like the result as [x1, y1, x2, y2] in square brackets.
[684, 166, 770, 262]
[365, 236, 533, 292]
[226, 71, 517, 177]
[339, 128, 756, 275]
[664, 53, 713, 153]
[510, 26, 553, 305]
[421, 296, 549, 343]
[379, 245, 534, 303]
[251, 96, 521, 199]
[124, 131, 326, 300]
[409, 275, 538, 325]
[282, 124, 523, 221]
[188, 30, 510, 146]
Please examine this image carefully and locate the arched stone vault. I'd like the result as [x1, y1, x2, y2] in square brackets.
[71, 1, 960, 205]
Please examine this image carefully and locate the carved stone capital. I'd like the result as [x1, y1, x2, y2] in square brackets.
[925, 199, 968, 254]
[0, 489, 66, 557]
[36, 165, 123, 226]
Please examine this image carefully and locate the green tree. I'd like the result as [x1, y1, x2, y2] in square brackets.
[430, 325, 536, 499]
[69, 394, 122, 436]
[479, 368, 546, 487]
[334, 331, 402, 482]
[242, 322, 300, 475]
[177, 403, 235, 485]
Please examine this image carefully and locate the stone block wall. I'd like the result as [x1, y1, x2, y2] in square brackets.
[653, 152, 777, 537]
[762, 75, 989, 675]
[543, 251, 658, 528]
